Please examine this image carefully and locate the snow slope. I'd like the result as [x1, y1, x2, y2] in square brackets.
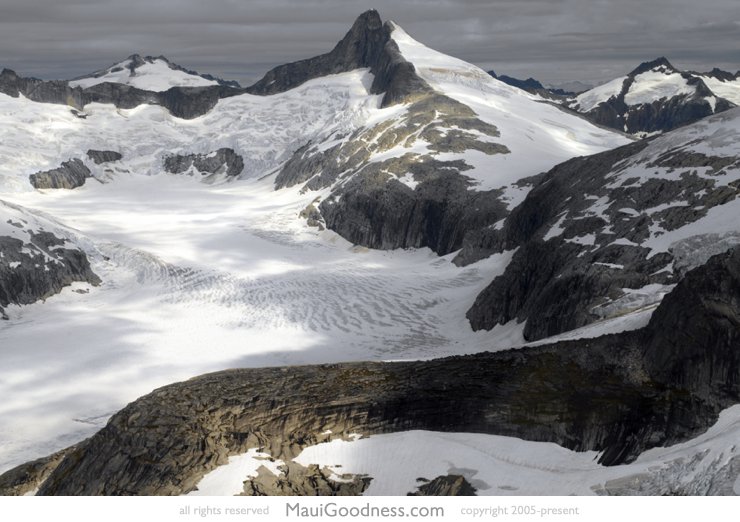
[699, 74, 740, 106]
[69, 56, 219, 91]
[390, 24, 629, 193]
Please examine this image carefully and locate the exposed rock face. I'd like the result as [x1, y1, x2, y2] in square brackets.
[0, 68, 84, 108]
[276, 91, 510, 255]
[568, 58, 736, 135]
[86, 150, 122, 164]
[0, 209, 101, 319]
[409, 475, 477, 496]
[462, 112, 740, 340]
[240, 462, 370, 496]
[321, 169, 506, 254]
[0, 447, 76, 496]
[247, 11, 432, 108]
[28, 159, 91, 189]
[163, 148, 244, 178]
[10, 247, 738, 495]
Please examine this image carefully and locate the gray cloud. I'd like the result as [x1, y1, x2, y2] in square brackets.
[1, 0, 738, 88]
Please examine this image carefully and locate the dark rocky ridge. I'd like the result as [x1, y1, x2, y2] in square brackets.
[0, 67, 241, 120]
[488, 70, 570, 99]
[568, 57, 737, 134]
[6, 246, 737, 495]
[461, 116, 740, 340]
[28, 159, 91, 189]
[164, 148, 244, 178]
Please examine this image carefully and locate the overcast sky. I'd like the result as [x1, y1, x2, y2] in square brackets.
[1, 0, 738, 88]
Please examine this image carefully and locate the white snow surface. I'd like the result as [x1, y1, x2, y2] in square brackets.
[213, 403, 740, 496]
[187, 450, 283, 496]
[0, 172, 521, 472]
[699, 75, 740, 106]
[389, 24, 629, 191]
[624, 69, 695, 106]
[574, 76, 625, 112]
[69, 57, 219, 91]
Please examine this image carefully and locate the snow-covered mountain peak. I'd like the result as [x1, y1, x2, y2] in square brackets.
[629, 56, 677, 76]
[569, 56, 738, 135]
[69, 54, 238, 92]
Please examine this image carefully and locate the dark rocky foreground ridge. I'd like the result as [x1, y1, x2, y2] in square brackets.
[2, 246, 737, 495]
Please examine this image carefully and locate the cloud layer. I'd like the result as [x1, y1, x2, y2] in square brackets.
[1, 0, 738, 87]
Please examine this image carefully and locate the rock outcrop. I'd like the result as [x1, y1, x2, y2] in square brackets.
[86, 150, 122, 164]
[409, 475, 477, 496]
[241, 462, 370, 496]
[163, 148, 244, 178]
[28, 159, 91, 189]
[0, 204, 101, 319]
[5, 246, 736, 495]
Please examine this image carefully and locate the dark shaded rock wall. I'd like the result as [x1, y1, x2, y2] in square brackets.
[0, 229, 100, 319]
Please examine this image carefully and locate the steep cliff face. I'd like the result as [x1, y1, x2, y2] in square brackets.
[9, 246, 737, 495]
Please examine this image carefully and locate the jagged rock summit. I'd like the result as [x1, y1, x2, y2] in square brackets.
[247, 10, 432, 107]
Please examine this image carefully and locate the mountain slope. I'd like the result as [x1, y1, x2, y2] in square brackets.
[568, 58, 738, 135]
[461, 107, 740, 341]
